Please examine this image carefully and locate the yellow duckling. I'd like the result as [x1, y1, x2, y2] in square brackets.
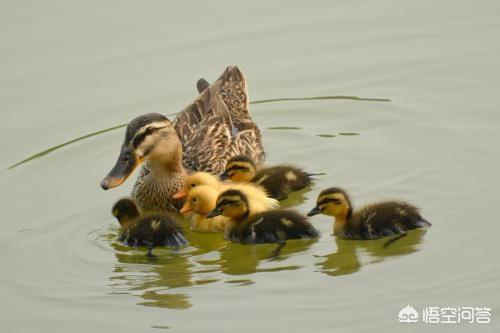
[112, 198, 188, 257]
[174, 171, 278, 214]
[207, 189, 319, 256]
[221, 155, 314, 200]
[307, 187, 431, 241]
[179, 185, 229, 232]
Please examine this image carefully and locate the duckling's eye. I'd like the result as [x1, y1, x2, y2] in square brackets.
[190, 183, 197, 189]
[319, 198, 341, 206]
[192, 197, 198, 203]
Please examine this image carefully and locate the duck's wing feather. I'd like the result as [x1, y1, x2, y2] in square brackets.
[352, 202, 430, 239]
[173, 66, 265, 173]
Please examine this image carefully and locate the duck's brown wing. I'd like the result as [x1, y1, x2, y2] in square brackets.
[182, 115, 232, 174]
[173, 66, 265, 172]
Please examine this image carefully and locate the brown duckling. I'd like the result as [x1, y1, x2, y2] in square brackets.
[307, 187, 431, 241]
[221, 155, 314, 200]
[174, 171, 278, 214]
[207, 189, 319, 255]
[179, 185, 229, 232]
[112, 198, 188, 257]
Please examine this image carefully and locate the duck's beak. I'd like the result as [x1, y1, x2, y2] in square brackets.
[173, 189, 187, 199]
[307, 206, 322, 217]
[206, 207, 222, 218]
[100, 146, 138, 190]
[219, 170, 229, 181]
[180, 202, 192, 214]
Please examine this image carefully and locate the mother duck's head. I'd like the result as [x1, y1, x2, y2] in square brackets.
[101, 113, 180, 190]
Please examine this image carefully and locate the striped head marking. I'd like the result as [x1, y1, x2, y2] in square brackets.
[222, 155, 257, 183]
[125, 113, 175, 160]
[213, 189, 249, 220]
[101, 113, 177, 190]
[308, 187, 352, 219]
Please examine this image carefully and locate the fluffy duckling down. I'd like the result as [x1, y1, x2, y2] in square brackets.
[174, 171, 278, 214]
[180, 185, 229, 232]
[307, 187, 431, 240]
[112, 198, 187, 257]
[207, 189, 319, 245]
[221, 155, 314, 200]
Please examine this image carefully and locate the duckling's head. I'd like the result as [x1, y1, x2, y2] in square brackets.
[206, 189, 249, 220]
[101, 113, 180, 190]
[307, 187, 352, 220]
[180, 185, 218, 215]
[173, 172, 220, 199]
[221, 155, 257, 183]
[112, 198, 141, 226]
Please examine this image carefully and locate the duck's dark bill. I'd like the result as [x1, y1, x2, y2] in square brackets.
[100, 147, 138, 190]
[206, 207, 222, 218]
[307, 206, 322, 217]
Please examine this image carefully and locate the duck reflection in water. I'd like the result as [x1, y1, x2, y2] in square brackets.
[110, 241, 195, 310]
[315, 229, 428, 277]
[217, 239, 318, 277]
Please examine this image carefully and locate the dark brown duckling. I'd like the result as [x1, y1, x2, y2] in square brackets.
[307, 187, 431, 242]
[207, 189, 319, 256]
[111, 198, 188, 257]
[221, 155, 314, 200]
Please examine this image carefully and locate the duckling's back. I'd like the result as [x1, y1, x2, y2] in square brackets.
[120, 214, 188, 248]
[346, 201, 431, 239]
[254, 165, 313, 200]
[229, 210, 319, 244]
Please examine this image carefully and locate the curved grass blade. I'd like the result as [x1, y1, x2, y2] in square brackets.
[251, 95, 391, 104]
[7, 124, 127, 169]
[8, 94, 390, 169]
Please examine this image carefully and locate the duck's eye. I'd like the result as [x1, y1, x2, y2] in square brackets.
[319, 198, 341, 206]
[122, 156, 129, 164]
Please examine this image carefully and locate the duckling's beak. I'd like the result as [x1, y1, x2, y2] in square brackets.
[173, 189, 187, 199]
[219, 171, 229, 181]
[206, 207, 222, 218]
[179, 202, 192, 214]
[101, 146, 138, 190]
[307, 206, 322, 217]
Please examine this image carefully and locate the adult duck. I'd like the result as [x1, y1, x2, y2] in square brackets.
[101, 66, 265, 212]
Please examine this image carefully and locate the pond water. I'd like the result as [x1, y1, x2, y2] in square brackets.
[1, 1, 499, 332]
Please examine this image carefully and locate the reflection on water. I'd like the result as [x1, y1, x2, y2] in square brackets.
[316, 229, 428, 277]
[105, 220, 318, 310]
[98, 191, 428, 310]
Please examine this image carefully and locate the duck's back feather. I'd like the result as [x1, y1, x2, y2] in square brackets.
[120, 214, 187, 248]
[254, 165, 313, 200]
[343, 201, 431, 240]
[173, 66, 265, 174]
[229, 210, 319, 244]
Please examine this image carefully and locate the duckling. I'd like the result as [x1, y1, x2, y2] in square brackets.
[307, 187, 431, 242]
[101, 66, 265, 212]
[174, 171, 278, 214]
[207, 189, 319, 256]
[112, 198, 188, 257]
[221, 155, 314, 200]
[179, 185, 229, 232]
